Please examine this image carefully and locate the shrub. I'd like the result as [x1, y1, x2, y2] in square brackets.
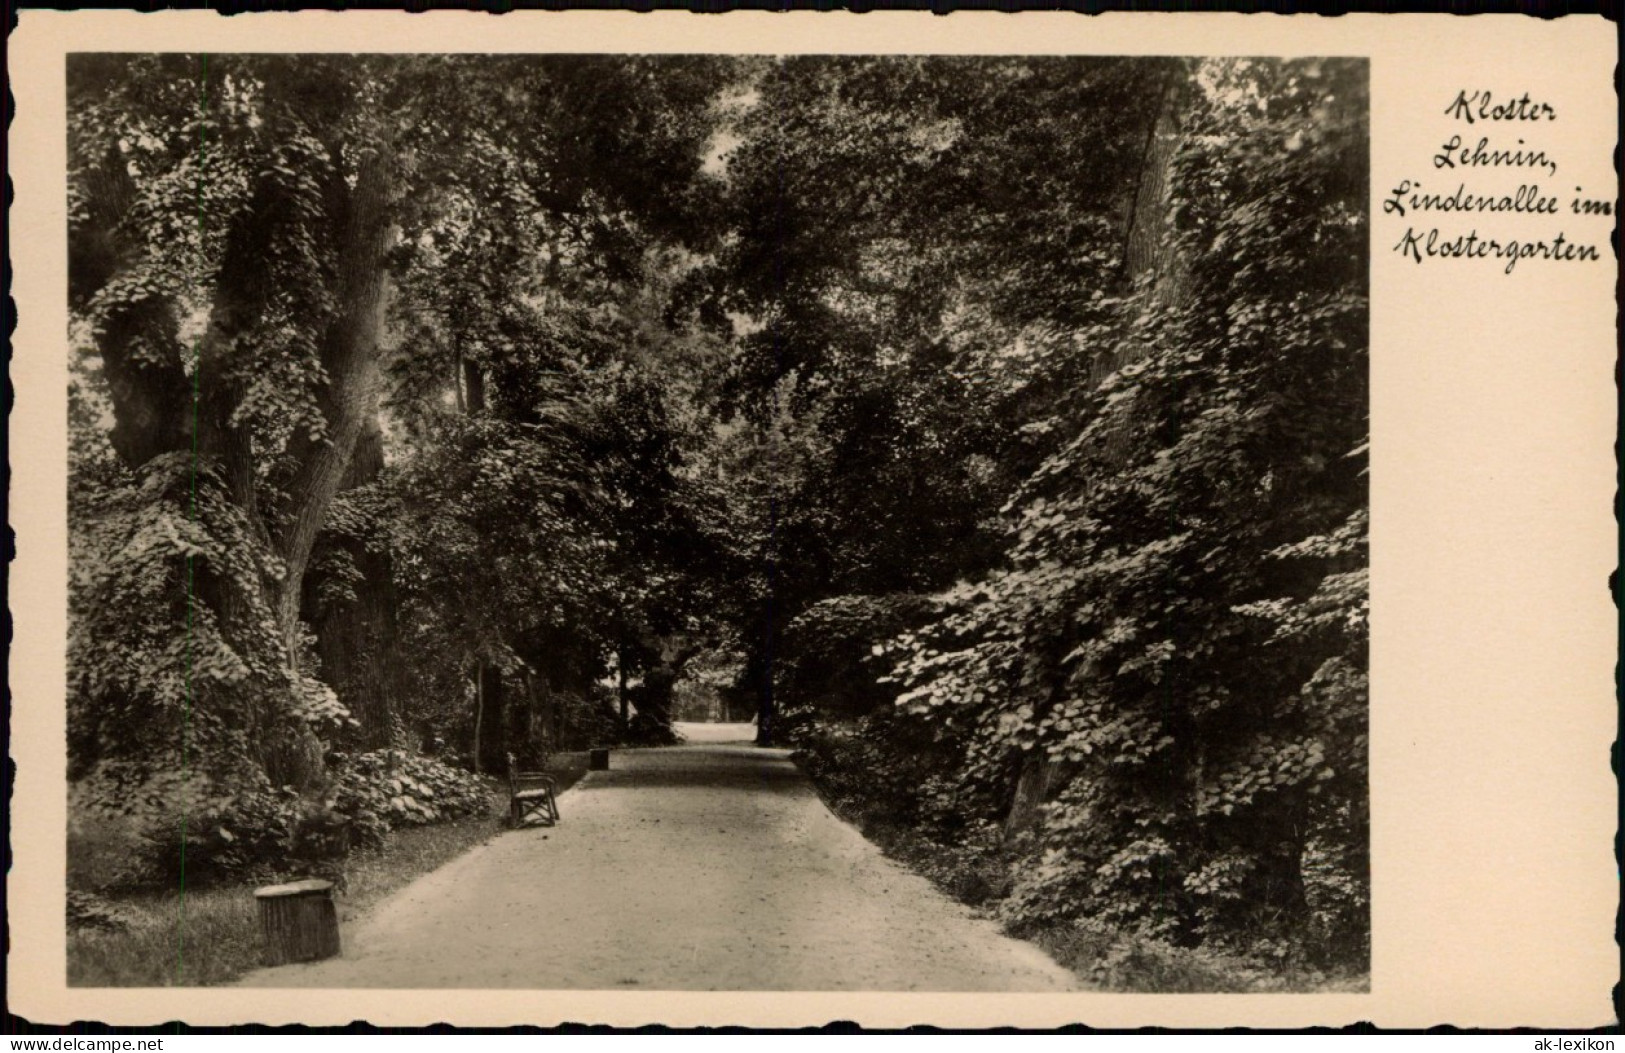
[913, 829, 1013, 907]
[793, 717, 928, 831]
[131, 750, 492, 888]
[327, 749, 493, 844]
[139, 787, 302, 888]
[137, 785, 332, 888]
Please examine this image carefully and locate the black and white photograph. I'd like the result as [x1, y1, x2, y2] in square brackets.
[61, 50, 1370, 994]
[9, 9, 1616, 1031]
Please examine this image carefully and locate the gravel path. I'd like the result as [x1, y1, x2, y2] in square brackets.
[239, 723, 1081, 990]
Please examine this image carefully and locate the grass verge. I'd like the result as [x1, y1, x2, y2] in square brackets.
[68, 755, 592, 987]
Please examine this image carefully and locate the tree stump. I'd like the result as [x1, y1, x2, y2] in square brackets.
[254, 879, 341, 966]
[589, 748, 610, 771]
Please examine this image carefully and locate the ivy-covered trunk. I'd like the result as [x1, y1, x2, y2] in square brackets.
[269, 147, 395, 661]
[1003, 63, 1192, 844]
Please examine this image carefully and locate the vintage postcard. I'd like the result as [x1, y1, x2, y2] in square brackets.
[7, 9, 1617, 1030]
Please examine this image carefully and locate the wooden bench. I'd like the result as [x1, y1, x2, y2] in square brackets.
[505, 751, 559, 828]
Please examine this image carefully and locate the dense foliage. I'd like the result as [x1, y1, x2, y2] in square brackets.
[69, 53, 728, 805]
[804, 59, 1369, 976]
[68, 54, 1367, 981]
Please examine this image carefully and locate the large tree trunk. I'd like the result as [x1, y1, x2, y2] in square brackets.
[271, 147, 396, 655]
[518, 668, 553, 756]
[750, 642, 775, 747]
[310, 553, 401, 748]
[507, 669, 533, 760]
[71, 63, 406, 796]
[538, 672, 557, 753]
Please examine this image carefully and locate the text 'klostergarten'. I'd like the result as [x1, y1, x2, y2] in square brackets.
[1385, 90, 1611, 274]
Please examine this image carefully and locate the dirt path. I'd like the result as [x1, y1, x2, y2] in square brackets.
[239, 723, 1080, 990]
